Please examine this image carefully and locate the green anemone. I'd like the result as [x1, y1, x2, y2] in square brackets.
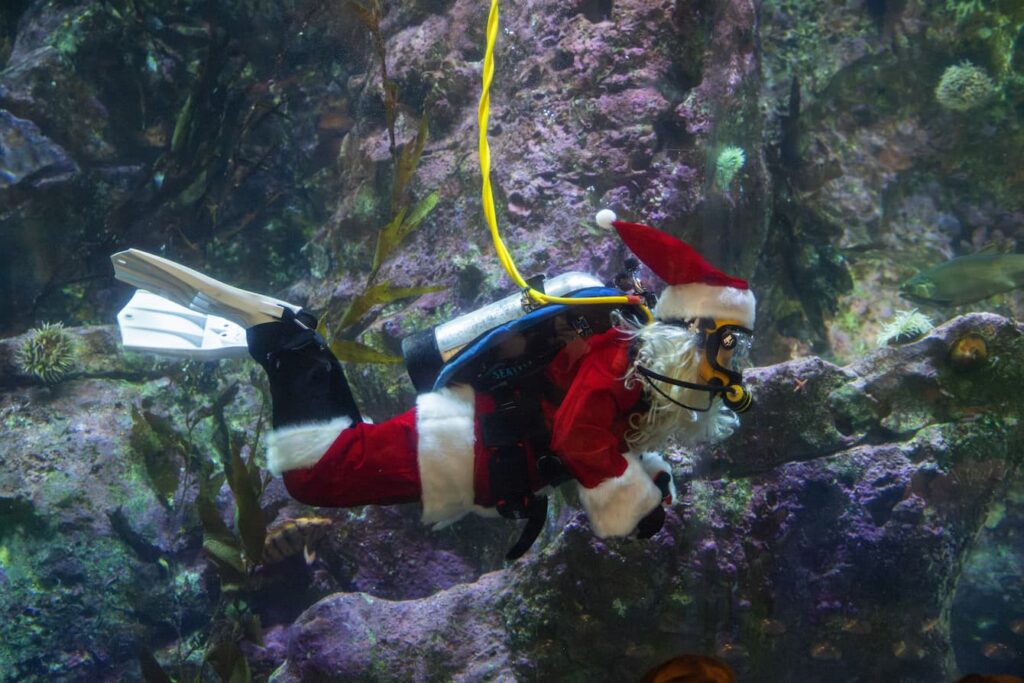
[875, 309, 934, 347]
[15, 322, 77, 383]
[714, 146, 746, 189]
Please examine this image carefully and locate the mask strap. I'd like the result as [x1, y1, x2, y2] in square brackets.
[635, 364, 727, 413]
[635, 365, 729, 394]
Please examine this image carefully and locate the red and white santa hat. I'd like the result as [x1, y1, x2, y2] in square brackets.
[596, 209, 756, 328]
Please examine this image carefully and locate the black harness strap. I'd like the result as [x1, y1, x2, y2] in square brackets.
[481, 387, 568, 560]
[504, 495, 549, 560]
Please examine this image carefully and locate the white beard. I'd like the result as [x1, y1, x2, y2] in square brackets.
[620, 320, 739, 451]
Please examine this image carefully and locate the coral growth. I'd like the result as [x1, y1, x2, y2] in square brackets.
[15, 322, 76, 383]
[875, 309, 934, 346]
[714, 146, 746, 189]
[935, 61, 996, 112]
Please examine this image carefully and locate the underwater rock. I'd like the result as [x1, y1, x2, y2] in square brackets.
[706, 313, 1023, 474]
[270, 576, 511, 682]
[324, 504, 511, 601]
[0, 372, 206, 680]
[0, 109, 78, 189]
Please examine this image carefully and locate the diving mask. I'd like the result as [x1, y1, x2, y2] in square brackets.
[636, 318, 754, 412]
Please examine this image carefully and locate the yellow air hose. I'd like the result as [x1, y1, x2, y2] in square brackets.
[477, 0, 652, 321]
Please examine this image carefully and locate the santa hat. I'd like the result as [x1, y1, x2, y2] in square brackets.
[596, 209, 756, 328]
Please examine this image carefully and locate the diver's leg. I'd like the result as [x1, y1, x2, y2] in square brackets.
[110, 248, 409, 504]
[246, 309, 362, 428]
[247, 310, 422, 507]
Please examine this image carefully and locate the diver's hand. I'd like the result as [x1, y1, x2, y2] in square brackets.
[636, 504, 665, 539]
[635, 471, 673, 539]
[653, 471, 672, 505]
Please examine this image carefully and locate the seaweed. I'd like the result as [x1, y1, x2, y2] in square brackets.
[107, 507, 164, 563]
[388, 112, 431, 215]
[349, 0, 398, 156]
[193, 383, 268, 585]
[337, 281, 443, 331]
[130, 406, 186, 507]
[320, 3, 445, 364]
[138, 647, 174, 683]
[204, 640, 253, 683]
[127, 368, 271, 682]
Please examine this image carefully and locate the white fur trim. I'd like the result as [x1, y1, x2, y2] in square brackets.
[654, 282, 756, 328]
[416, 385, 486, 526]
[577, 452, 663, 538]
[639, 451, 678, 503]
[266, 416, 352, 476]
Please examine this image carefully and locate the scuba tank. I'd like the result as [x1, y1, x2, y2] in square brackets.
[402, 272, 603, 393]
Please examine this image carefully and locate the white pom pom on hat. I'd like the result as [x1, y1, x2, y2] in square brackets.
[595, 209, 756, 328]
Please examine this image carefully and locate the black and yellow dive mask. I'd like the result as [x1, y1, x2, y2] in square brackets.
[636, 318, 754, 413]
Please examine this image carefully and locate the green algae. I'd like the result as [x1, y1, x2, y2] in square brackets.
[0, 527, 168, 681]
[689, 478, 754, 525]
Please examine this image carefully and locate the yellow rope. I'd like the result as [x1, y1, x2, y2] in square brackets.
[477, 0, 652, 318]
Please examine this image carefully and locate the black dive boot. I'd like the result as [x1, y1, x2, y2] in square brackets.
[246, 310, 362, 429]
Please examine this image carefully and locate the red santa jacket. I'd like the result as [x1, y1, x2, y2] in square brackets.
[268, 328, 673, 538]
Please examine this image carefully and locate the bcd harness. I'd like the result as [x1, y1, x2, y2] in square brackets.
[404, 281, 648, 560]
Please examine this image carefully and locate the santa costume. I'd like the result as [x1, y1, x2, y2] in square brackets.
[251, 211, 756, 542]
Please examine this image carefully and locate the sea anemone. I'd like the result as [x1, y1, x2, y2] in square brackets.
[935, 61, 996, 112]
[714, 146, 746, 189]
[15, 322, 77, 383]
[875, 309, 934, 346]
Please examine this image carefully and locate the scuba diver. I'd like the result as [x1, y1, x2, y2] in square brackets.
[111, 210, 756, 558]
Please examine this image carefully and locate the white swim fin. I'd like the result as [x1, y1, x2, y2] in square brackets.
[110, 248, 300, 328]
[116, 290, 250, 359]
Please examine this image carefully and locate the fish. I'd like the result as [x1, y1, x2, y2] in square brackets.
[899, 251, 1024, 306]
[1010, 618, 1024, 635]
[840, 618, 872, 635]
[981, 642, 1017, 662]
[809, 642, 842, 661]
[891, 639, 925, 660]
[261, 516, 334, 565]
[639, 655, 736, 683]
[759, 618, 787, 636]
